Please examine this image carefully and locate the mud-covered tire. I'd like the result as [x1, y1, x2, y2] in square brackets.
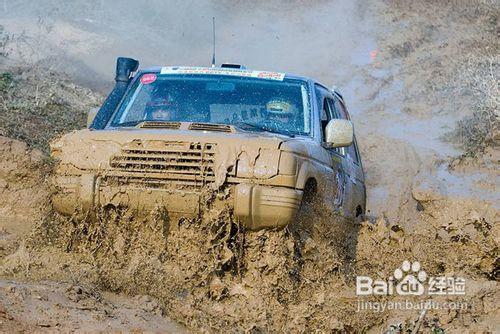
[293, 180, 321, 236]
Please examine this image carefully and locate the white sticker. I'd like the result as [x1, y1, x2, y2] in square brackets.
[160, 66, 285, 81]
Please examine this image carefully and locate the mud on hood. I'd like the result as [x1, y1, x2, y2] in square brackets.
[51, 129, 287, 188]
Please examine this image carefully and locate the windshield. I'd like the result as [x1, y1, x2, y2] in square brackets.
[108, 73, 311, 136]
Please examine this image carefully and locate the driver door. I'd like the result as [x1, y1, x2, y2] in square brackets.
[315, 85, 349, 215]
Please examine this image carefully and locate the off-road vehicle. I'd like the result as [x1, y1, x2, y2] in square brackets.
[51, 57, 365, 230]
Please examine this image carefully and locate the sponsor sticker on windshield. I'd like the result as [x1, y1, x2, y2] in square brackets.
[140, 73, 157, 84]
[160, 66, 285, 81]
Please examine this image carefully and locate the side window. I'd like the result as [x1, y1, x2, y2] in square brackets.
[315, 85, 333, 142]
[333, 98, 349, 120]
[321, 99, 335, 142]
[315, 86, 349, 157]
[326, 98, 340, 118]
[332, 97, 359, 164]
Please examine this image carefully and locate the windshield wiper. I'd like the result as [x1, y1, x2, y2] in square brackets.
[112, 121, 141, 127]
[234, 122, 295, 137]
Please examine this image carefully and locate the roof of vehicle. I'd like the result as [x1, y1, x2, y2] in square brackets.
[137, 66, 344, 102]
[139, 66, 314, 83]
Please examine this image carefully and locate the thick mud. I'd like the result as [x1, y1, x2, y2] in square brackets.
[0, 0, 498, 332]
[0, 136, 497, 332]
[0, 280, 185, 333]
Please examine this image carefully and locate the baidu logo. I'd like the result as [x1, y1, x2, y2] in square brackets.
[356, 260, 466, 296]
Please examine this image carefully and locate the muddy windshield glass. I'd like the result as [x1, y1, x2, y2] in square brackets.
[108, 73, 311, 136]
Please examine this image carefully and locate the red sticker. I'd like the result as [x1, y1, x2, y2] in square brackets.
[140, 73, 157, 84]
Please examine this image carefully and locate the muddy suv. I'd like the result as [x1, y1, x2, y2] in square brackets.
[51, 57, 365, 230]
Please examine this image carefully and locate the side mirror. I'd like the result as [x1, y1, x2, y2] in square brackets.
[325, 119, 353, 148]
[87, 107, 99, 128]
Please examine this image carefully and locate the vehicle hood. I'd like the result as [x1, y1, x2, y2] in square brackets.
[51, 128, 288, 188]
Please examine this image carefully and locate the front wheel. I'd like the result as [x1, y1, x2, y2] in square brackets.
[292, 180, 322, 237]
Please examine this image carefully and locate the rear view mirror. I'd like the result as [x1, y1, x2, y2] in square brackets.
[87, 107, 99, 128]
[325, 119, 353, 148]
[206, 81, 235, 92]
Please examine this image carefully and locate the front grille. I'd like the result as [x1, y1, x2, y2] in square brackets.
[109, 140, 217, 186]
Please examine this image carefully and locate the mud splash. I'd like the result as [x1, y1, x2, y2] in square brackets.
[0, 100, 498, 332]
[0, 181, 497, 332]
[1, 200, 362, 331]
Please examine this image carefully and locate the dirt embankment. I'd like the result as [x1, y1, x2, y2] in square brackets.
[356, 0, 499, 225]
[0, 67, 102, 152]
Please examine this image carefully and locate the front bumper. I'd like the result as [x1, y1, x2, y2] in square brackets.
[52, 174, 303, 230]
[234, 184, 303, 230]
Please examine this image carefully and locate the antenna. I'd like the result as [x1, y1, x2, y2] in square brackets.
[211, 17, 216, 67]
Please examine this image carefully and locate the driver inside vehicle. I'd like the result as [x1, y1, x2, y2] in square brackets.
[266, 98, 297, 128]
[145, 92, 179, 121]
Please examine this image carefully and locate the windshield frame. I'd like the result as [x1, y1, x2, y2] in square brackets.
[105, 71, 313, 137]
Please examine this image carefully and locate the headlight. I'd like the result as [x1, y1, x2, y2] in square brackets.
[236, 149, 280, 179]
[278, 151, 297, 176]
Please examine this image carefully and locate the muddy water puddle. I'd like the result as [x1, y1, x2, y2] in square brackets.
[0, 216, 32, 237]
